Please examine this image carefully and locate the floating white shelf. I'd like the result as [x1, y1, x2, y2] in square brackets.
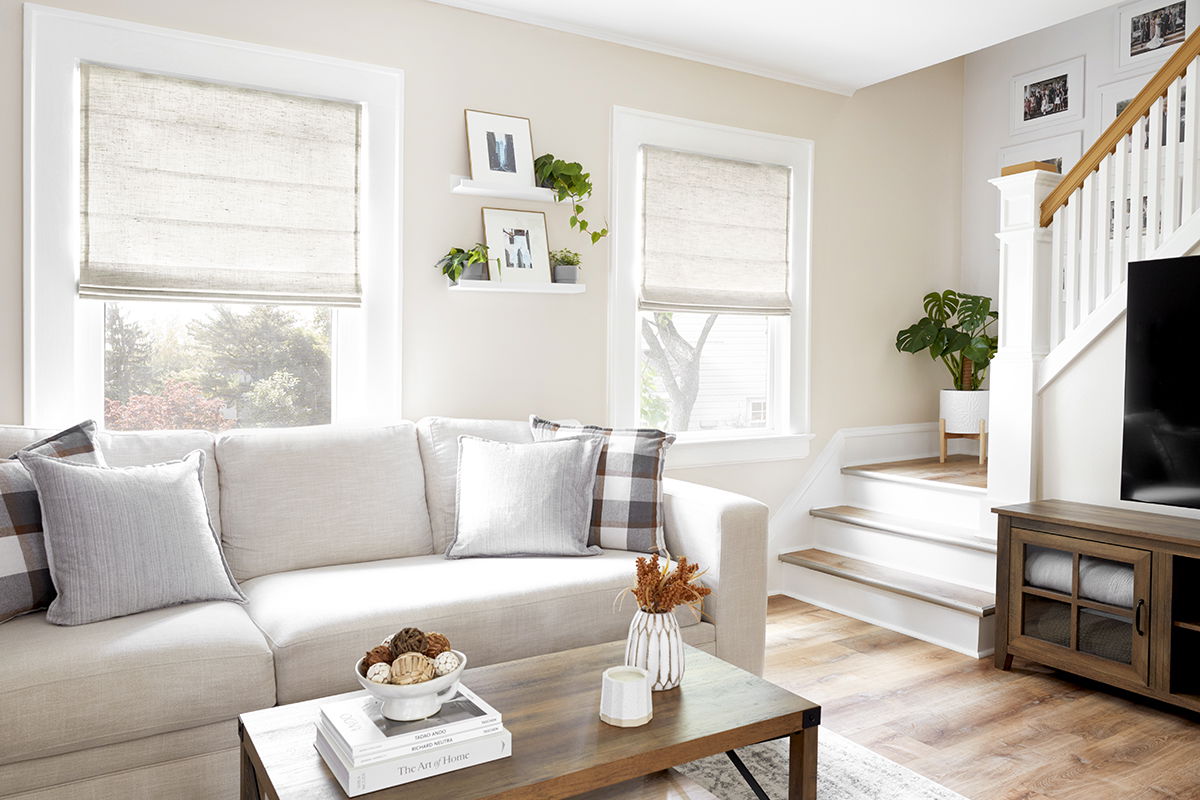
[448, 281, 585, 295]
[449, 175, 557, 203]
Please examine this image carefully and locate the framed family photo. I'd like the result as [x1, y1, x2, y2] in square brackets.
[1116, 0, 1195, 70]
[998, 130, 1083, 177]
[482, 208, 551, 285]
[1097, 72, 1185, 148]
[1011, 57, 1086, 134]
[465, 110, 536, 188]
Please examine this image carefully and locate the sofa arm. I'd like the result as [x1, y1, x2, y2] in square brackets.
[661, 478, 768, 675]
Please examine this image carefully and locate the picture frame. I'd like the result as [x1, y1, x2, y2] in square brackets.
[465, 110, 536, 188]
[1097, 72, 1185, 149]
[1010, 57, 1086, 135]
[481, 207, 552, 285]
[1116, 0, 1194, 71]
[997, 131, 1084, 177]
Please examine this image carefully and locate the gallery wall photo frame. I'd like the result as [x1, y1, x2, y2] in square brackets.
[1097, 72, 1185, 149]
[465, 110, 537, 188]
[481, 207, 552, 285]
[1116, 0, 1195, 71]
[1010, 57, 1086, 135]
[997, 130, 1084, 178]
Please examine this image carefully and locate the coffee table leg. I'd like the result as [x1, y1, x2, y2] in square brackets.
[239, 724, 261, 800]
[788, 726, 818, 800]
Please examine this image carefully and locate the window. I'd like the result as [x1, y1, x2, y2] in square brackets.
[611, 108, 813, 466]
[25, 7, 402, 428]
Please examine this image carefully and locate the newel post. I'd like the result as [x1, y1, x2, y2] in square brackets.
[986, 168, 1061, 513]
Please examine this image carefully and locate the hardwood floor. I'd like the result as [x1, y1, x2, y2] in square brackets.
[845, 455, 988, 489]
[764, 596, 1200, 800]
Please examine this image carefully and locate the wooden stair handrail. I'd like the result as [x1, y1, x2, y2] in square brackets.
[1040, 26, 1200, 227]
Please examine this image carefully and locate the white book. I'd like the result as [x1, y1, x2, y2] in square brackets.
[320, 684, 502, 761]
[316, 717, 504, 766]
[314, 725, 512, 797]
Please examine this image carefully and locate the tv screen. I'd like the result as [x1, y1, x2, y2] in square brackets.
[1122, 255, 1200, 508]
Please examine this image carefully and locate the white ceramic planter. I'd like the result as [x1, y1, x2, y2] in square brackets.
[940, 389, 989, 434]
[624, 610, 684, 691]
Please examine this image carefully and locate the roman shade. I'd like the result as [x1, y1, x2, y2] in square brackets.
[639, 145, 792, 316]
[79, 64, 362, 306]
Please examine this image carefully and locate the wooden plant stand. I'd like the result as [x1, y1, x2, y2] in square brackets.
[939, 418, 987, 465]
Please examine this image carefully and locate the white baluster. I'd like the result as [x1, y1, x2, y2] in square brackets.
[1130, 116, 1146, 274]
[1112, 135, 1129, 294]
[1148, 96, 1164, 251]
[1096, 155, 1112, 301]
[1183, 61, 1198, 216]
[1064, 190, 1080, 334]
[1165, 77, 1183, 235]
[1051, 208, 1064, 346]
[1080, 173, 1095, 316]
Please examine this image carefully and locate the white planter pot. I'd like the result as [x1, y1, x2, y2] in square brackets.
[940, 389, 989, 434]
[624, 610, 684, 691]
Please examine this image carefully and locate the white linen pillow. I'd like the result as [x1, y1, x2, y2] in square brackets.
[446, 435, 604, 558]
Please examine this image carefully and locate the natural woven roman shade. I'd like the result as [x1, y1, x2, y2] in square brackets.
[79, 64, 362, 306]
[639, 146, 792, 316]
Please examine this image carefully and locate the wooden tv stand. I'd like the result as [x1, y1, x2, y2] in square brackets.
[994, 499, 1200, 713]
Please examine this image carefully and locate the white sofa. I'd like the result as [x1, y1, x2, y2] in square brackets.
[0, 418, 768, 800]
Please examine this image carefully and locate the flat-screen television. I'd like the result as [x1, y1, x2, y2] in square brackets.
[1122, 255, 1200, 508]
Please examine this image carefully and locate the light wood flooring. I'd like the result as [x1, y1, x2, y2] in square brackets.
[845, 455, 988, 490]
[764, 596, 1200, 800]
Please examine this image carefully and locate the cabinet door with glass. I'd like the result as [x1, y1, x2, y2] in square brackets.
[1009, 529, 1152, 687]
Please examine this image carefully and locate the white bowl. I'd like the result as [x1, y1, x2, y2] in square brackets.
[354, 650, 468, 721]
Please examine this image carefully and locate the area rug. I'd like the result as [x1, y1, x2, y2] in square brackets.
[677, 728, 969, 800]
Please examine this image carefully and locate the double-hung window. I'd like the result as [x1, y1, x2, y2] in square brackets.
[611, 108, 813, 466]
[25, 7, 403, 430]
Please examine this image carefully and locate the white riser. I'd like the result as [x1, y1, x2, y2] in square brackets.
[843, 474, 984, 529]
[779, 565, 994, 658]
[812, 519, 997, 592]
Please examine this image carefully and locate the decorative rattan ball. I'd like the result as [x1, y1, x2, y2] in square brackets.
[391, 652, 436, 685]
[363, 645, 394, 670]
[389, 627, 427, 659]
[423, 632, 451, 658]
[433, 650, 461, 677]
[365, 662, 392, 684]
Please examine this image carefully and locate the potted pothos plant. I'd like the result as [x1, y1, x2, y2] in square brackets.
[534, 154, 609, 244]
[435, 243, 491, 283]
[895, 290, 999, 433]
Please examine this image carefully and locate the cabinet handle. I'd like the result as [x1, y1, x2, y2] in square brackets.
[1135, 599, 1145, 636]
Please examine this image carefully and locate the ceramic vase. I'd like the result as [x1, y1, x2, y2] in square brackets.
[624, 609, 684, 691]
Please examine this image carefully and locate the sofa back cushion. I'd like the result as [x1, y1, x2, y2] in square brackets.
[416, 417, 534, 553]
[217, 424, 433, 580]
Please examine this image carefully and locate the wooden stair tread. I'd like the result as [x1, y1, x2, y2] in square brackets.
[778, 548, 995, 617]
[810, 505, 997, 553]
[842, 455, 987, 492]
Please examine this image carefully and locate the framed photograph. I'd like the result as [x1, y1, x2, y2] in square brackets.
[465, 110, 536, 188]
[1011, 57, 1086, 134]
[1116, 0, 1195, 71]
[1098, 73, 1185, 148]
[482, 208, 551, 285]
[998, 131, 1084, 177]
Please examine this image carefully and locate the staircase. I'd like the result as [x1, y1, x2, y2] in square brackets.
[778, 455, 996, 658]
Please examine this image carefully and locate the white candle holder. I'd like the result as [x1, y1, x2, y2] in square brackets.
[599, 665, 653, 727]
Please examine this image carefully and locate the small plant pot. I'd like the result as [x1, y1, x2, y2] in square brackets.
[940, 389, 989, 434]
[552, 264, 578, 284]
[459, 262, 489, 281]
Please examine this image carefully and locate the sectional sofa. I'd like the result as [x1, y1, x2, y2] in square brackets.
[0, 417, 768, 799]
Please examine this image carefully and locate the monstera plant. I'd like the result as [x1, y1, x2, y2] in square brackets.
[895, 290, 998, 390]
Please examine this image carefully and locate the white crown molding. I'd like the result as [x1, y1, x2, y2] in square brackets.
[425, 0, 857, 96]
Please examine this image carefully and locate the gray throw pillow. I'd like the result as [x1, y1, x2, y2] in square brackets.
[446, 435, 604, 559]
[16, 449, 245, 626]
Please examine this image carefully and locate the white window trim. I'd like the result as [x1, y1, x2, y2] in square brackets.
[609, 106, 814, 467]
[23, 5, 403, 428]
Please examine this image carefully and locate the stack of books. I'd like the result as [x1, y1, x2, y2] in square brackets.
[314, 685, 511, 796]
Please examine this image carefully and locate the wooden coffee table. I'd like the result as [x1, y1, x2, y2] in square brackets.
[239, 641, 820, 799]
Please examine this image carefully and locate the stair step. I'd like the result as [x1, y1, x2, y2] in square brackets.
[778, 548, 995, 617]
[842, 455, 987, 495]
[810, 505, 996, 554]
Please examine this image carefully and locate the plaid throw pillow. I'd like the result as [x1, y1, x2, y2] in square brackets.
[530, 416, 674, 553]
[0, 421, 106, 623]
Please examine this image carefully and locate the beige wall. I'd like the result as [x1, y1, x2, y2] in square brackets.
[0, 0, 963, 513]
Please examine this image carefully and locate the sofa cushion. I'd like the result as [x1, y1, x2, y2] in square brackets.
[99, 429, 220, 534]
[416, 417, 534, 553]
[242, 552, 701, 703]
[216, 424, 433, 581]
[0, 602, 274, 765]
